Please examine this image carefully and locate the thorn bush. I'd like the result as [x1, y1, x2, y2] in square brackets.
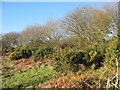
[9, 46, 32, 60]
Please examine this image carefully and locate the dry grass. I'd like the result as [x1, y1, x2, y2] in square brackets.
[1, 55, 52, 73]
[36, 66, 117, 88]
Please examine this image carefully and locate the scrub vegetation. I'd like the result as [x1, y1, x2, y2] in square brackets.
[1, 3, 119, 89]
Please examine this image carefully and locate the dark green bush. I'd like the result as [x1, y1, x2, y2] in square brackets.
[19, 47, 32, 58]
[34, 46, 53, 60]
[41, 39, 60, 48]
[52, 48, 72, 73]
[52, 49, 85, 73]
[60, 41, 75, 49]
[84, 44, 106, 67]
[14, 46, 21, 51]
[66, 50, 85, 64]
[9, 46, 32, 60]
[104, 36, 118, 67]
[27, 47, 38, 54]
[59, 37, 80, 49]
[2, 48, 8, 55]
[84, 47, 94, 65]
[2, 47, 14, 55]
[9, 51, 22, 60]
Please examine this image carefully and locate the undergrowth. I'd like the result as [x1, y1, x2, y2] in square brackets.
[2, 65, 60, 88]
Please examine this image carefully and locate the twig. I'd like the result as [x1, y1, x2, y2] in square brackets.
[106, 58, 119, 89]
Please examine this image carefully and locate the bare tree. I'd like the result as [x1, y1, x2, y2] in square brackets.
[43, 19, 64, 40]
[19, 20, 64, 46]
[19, 25, 44, 46]
[62, 3, 117, 46]
[2, 32, 20, 49]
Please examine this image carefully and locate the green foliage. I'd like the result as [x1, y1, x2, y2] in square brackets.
[60, 40, 75, 49]
[59, 36, 81, 49]
[2, 47, 15, 55]
[85, 40, 119, 68]
[26, 39, 43, 48]
[26, 47, 38, 54]
[2, 65, 59, 88]
[84, 47, 93, 63]
[19, 47, 32, 59]
[67, 50, 85, 64]
[9, 46, 32, 60]
[89, 50, 98, 62]
[2, 48, 8, 55]
[52, 48, 72, 73]
[34, 46, 53, 60]
[83, 44, 106, 67]
[9, 51, 22, 60]
[52, 49, 85, 73]
[14, 46, 21, 51]
[42, 39, 60, 48]
[104, 36, 119, 67]
[91, 63, 97, 70]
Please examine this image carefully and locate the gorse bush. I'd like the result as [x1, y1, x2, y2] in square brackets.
[89, 50, 104, 67]
[14, 46, 21, 51]
[27, 47, 38, 54]
[84, 47, 93, 64]
[52, 48, 85, 73]
[9, 51, 22, 60]
[83, 44, 106, 67]
[2, 47, 14, 55]
[19, 47, 32, 58]
[104, 36, 119, 67]
[2, 48, 8, 55]
[52, 48, 73, 73]
[9, 46, 32, 60]
[34, 46, 53, 60]
[52, 46, 107, 72]
[89, 50, 98, 62]
[67, 50, 85, 64]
